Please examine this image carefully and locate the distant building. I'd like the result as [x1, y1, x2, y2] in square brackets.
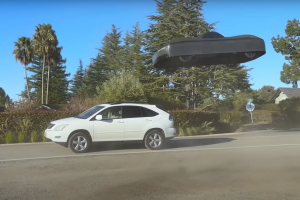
[269, 88, 300, 104]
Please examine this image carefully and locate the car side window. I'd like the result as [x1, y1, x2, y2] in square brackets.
[122, 106, 142, 118]
[142, 107, 158, 117]
[99, 106, 122, 119]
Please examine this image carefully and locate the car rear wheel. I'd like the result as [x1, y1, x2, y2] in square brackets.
[144, 130, 165, 150]
[69, 132, 91, 153]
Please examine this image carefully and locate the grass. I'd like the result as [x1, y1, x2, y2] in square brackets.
[18, 132, 25, 143]
[31, 131, 39, 142]
[236, 122, 300, 132]
[178, 122, 216, 136]
[5, 131, 14, 144]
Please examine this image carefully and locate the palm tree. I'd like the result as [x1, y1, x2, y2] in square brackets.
[32, 23, 55, 104]
[13, 37, 33, 102]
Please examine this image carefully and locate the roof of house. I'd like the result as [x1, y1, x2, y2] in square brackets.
[269, 87, 300, 102]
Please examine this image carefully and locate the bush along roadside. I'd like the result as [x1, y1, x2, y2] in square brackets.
[0, 110, 81, 144]
[0, 109, 278, 143]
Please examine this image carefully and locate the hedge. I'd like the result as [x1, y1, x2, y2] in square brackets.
[0, 110, 223, 143]
[251, 110, 281, 123]
[0, 110, 81, 143]
[0, 109, 278, 143]
[169, 110, 219, 128]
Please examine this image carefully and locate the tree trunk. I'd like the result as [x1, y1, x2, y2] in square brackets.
[24, 64, 31, 102]
[293, 81, 298, 88]
[42, 55, 46, 104]
[46, 63, 50, 105]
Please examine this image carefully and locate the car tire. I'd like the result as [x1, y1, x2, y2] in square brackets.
[144, 130, 165, 150]
[69, 132, 91, 153]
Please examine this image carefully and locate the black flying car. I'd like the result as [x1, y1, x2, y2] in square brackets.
[152, 32, 266, 71]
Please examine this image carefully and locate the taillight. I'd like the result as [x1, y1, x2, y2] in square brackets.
[169, 114, 173, 121]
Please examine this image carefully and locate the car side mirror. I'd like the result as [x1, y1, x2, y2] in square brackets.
[95, 115, 103, 120]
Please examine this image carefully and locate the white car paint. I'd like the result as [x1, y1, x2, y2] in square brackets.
[44, 103, 177, 145]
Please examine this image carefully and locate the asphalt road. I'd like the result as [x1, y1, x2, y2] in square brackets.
[1, 130, 300, 200]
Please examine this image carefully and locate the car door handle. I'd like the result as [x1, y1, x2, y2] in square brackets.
[118, 121, 124, 123]
[146, 119, 152, 121]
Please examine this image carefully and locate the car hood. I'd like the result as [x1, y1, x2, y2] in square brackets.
[51, 117, 84, 124]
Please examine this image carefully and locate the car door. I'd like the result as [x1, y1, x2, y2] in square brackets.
[93, 106, 125, 141]
[122, 106, 157, 141]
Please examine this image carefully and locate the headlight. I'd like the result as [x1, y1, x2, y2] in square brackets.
[54, 124, 69, 131]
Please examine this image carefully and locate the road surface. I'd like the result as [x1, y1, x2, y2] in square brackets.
[1, 130, 300, 200]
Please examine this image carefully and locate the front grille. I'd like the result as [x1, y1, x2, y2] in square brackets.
[47, 123, 55, 129]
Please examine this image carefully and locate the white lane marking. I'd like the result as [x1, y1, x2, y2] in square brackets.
[1, 143, 300, 163]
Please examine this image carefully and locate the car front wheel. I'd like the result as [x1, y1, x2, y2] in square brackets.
[69, 132, 91, 153]
[144, 130, 165, 150]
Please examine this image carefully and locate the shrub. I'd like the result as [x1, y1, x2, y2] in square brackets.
[42, 132, 50, 142]
[5, 131, 14, 144]
[0, 134, 4, 144]
[31, 131, 39, 142]
[178, 121, 216, 136]
[169, 110, 219, 129]
[252, 110, 280, 123]
[18, 132, 25, 143]
[220, 111, 248, 132]
[261, 104, 280, 112]
[97, 72, 147, 102]
[278, 98, 300, 124]
[0, 110, 81, 140]
[147, 96, 185, 111]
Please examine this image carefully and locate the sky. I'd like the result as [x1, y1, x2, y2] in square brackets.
[0, 0, 299, 101]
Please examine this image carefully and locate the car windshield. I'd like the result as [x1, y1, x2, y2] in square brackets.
[75, 106, 105, 119]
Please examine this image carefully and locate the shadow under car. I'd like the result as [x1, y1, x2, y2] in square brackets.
[89, 137, 236, 152]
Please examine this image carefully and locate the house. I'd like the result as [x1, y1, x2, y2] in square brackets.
[269, 88, 300, 104]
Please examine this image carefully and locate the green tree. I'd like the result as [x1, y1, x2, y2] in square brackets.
[272, 19, 300, 88]
[232, 90, 265, 111]
[123, 22, 147, 79]
[70, 59, 85, 96]
[47, 56, 71, 105]
[0, 87, 11, 105]
[25, 54, 70, 105]
[83, 25, 124, 96]
[96, 72, 147, 102]
[257, 85, 276, 103]
[82, 60, 108, 97]
[32, 23, 56, 104]
[145, 0, 250, 109]
[280, 61, 300, 88]
[12, 37, 34, 101]
[97, 24, 124, 75]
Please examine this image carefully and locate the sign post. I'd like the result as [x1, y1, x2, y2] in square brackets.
[246, 102, 255, 125]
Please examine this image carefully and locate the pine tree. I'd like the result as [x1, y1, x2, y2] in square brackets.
[97, 24, 124, 75]
[0, 87, 11, 105]
[82, 25, 124, 96]
[25, 54, 70, 105]
[70, 59, 85, 96]
[272, 19, 300, 88]
[47, 56, 71, 105]
[145, 0, 251, 109]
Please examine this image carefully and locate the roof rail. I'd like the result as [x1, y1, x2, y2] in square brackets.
[105, 101, 150, 105]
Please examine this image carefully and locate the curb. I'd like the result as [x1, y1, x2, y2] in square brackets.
[0, 142, 54, 147]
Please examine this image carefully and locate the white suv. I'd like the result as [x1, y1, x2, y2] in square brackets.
[45, 102, 177, 153]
